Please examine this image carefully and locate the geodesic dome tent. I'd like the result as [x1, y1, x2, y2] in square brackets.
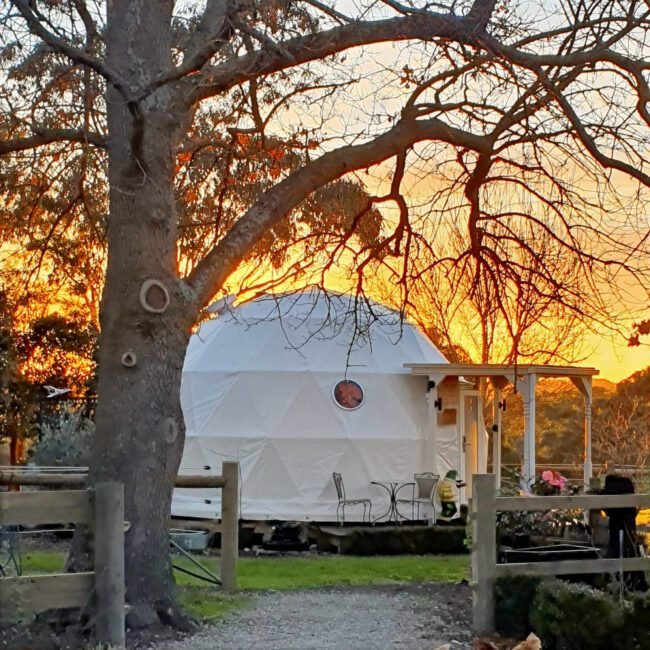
[172, 289, 452, 522]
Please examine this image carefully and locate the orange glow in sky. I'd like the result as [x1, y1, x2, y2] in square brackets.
[582, 333, 650, 382]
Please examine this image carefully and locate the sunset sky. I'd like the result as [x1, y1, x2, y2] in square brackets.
[583, 332, 650, 382]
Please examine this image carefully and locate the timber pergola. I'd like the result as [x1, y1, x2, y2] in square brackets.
[404, 363, 599, 488]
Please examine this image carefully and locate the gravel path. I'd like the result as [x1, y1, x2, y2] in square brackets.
[155, 583, 472, 650]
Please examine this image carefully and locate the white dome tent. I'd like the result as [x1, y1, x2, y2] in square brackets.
[173, 289, 462, 523]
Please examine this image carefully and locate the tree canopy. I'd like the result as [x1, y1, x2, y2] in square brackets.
[1, 0, 649, 329]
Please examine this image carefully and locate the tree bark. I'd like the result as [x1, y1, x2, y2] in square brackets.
[74, 1, 198, 629]
[9, 433, 23, 465]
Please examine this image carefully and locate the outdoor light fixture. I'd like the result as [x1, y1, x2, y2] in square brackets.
[426, 380, 436, 392]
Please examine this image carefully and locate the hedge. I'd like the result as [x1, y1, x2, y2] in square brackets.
[494, 575, 543, 639]
[495, 577, 650, 650]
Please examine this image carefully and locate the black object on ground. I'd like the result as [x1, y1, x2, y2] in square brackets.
[602, 473, 649, 592]
[263, 521, 310, 551]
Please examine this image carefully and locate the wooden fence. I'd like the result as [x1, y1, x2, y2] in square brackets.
[0, 482, 125, 648]
[0, 461, 240, 591]
[174, 461, 239, 590]
[471, 473, 650, 634]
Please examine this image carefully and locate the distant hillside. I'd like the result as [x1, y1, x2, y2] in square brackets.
[593, 378, 616, 392]
[530, 377, 615, 395]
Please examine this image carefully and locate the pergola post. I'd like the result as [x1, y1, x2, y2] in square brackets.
[571, 376, 593, 486]
[492, 388, 502, 487]
[492, 388, 503, 489]
[489, 376, 509, 489]
[426, 374, 446, 475]
[519, 374, 537, 488]
[584, 398, 593, 484]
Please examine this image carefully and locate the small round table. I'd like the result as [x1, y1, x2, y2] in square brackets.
[371, 479, 414, 524]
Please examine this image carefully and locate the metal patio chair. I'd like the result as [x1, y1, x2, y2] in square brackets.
[396, 472, 440, 523]
[332, 472, 372, 525]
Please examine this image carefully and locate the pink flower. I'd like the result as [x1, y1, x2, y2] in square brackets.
[548, 471, 567, 488]
[540, 469, 568, 490]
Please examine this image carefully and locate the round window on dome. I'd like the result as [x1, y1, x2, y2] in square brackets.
[332, 380, 364, 410]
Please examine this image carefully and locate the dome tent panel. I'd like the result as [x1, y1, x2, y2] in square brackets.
[174, 437, 266, 519]
[186, 315, 282, 373]
[187, 370, 310, 439]
[175, 434, 430, 521]
[243, 441, 301, 501]
[180, 371, 239, 433]
[271, 372, 350, 440]
[175, 288, 451, 522]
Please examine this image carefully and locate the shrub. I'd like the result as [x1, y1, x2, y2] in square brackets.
[494, 574, 543, 638]
[530, 580, 626, 650]
[624, 591, 650, 650]
[27, 408, 93, 467]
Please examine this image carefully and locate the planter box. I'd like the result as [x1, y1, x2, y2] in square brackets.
[501, 543, 601, 585]
[170, 528, 209, 552]
[501, 543, 600, 563]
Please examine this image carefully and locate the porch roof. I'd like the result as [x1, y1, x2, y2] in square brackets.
[404, 363, 599, 379]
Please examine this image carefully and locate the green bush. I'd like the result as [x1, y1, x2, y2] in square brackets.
[530, 580, 626, 650]
[624, 591, 650, 650]
[27, 408, 93, 467]
[494, 574, 543, 639]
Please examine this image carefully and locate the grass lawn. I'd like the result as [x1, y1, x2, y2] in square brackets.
[20, 551, 469, 620]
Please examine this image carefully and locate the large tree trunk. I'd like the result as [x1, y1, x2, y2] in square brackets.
[77, 1, 198, 629]
[89, 318, 192, 628]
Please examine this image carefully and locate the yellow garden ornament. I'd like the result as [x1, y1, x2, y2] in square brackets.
[438, 470, 467, 523]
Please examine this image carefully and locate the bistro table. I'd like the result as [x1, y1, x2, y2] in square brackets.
[371, 479, 414, 524]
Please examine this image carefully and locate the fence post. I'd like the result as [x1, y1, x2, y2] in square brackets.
[221, 462, 239, 591]
[471, 473, 497, 635]
[94, 482, 125, 648]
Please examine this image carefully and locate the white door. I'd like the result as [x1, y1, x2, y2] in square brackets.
[459, 390, 481, 501]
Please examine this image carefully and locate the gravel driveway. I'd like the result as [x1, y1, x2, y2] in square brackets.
[155, 583, 472, 650]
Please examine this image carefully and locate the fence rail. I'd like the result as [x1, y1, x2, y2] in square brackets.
[470, 473, 650, 635]
[0, 482, 125, 648]
[0, 461, 240, 591]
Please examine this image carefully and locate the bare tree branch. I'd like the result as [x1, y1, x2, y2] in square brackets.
[10, 0, 128, 95]
[135, 0, 240, 101]
[186, 12, 484, 104]
[304, 0, 354, 23]
[0, 129, 107, 155]
[467, 0, 499, 28]
[186, 114, 489, 307]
